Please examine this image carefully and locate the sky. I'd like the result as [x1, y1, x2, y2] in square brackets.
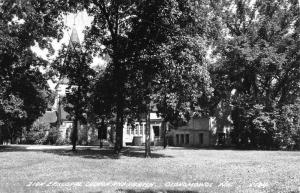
[32, 11, 92, 60]
[31, 11, 105, 90]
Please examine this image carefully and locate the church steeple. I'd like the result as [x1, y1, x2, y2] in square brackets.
[68, 27, 81, 51]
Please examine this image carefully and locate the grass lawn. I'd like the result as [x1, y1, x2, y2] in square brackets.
[0, 145, 300, 193]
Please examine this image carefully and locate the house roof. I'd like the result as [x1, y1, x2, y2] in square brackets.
[54, 78, 69, 90]
[60, 106, 69, 120]
[38, 111, 57, 123]
[58, 77, 69, 85]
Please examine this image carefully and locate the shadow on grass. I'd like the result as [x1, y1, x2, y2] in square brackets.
[89, 189, 300, 193]
[0, 145, 173, 159]
[115, 190, 199, 193]
[90, 190, 199, 193]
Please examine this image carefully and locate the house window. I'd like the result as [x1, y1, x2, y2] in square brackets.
[130, 126, 134, 135]
[185, 134, 189, 144]
[127, 125, 130, 135]
[128, 125, 133, 135]
[153, 126, 160, 137]
[134, 126, 137, 135]
[181, 134, 184, 145]
[140, 124, 143, 135]
[176, 134, 180, 145]
[136, 124, 139, 135]
[199, 133, 203, 145]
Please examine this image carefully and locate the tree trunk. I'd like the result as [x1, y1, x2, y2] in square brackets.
[99, 118, 105, 149]
[114, 120, 123, 154]
[162, 121, 167, 149]
[145, 107, 151, 158]
[72, 119, 78, 151]
[114, 107, 124, 154]
[0, 127, 2, 145]
[100, 140, 103, 148]
[10, 125, 14, 144]
[57, 95, 62, 130]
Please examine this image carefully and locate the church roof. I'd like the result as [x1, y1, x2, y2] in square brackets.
[54, 77, 69, 90]
[59, 105, 69, 120]
[58, 77, 69, 84]
[68, 27, 81, 51]
[38, 111, 57, 123]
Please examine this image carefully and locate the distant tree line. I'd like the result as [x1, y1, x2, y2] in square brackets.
[0, 0, 299, 153]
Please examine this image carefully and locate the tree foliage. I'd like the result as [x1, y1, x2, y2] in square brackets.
[0, 0, 67, 142]
[1, 0, 299, 151]
[52, 39, 94, 150]
[85, 0, 216, 155]
[210, 0, 300, 148]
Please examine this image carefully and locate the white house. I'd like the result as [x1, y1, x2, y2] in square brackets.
[169, 116, 232, 147]
[122, 112, 168, 146]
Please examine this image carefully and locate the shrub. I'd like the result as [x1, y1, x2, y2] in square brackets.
[46, 126, 61, 145]
[274, 103, 300, 150]
[55, 137, 70, 145]
[23, 122, 48, 144]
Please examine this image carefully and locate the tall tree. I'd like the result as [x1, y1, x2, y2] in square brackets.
[83, 0, 158, 153]
[125, 0, 216, 154]
[0, 0, 67, 142]
[210, 0, 300, 148]
[53, 28, 94, 151]
[84, 0, 217, 156]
